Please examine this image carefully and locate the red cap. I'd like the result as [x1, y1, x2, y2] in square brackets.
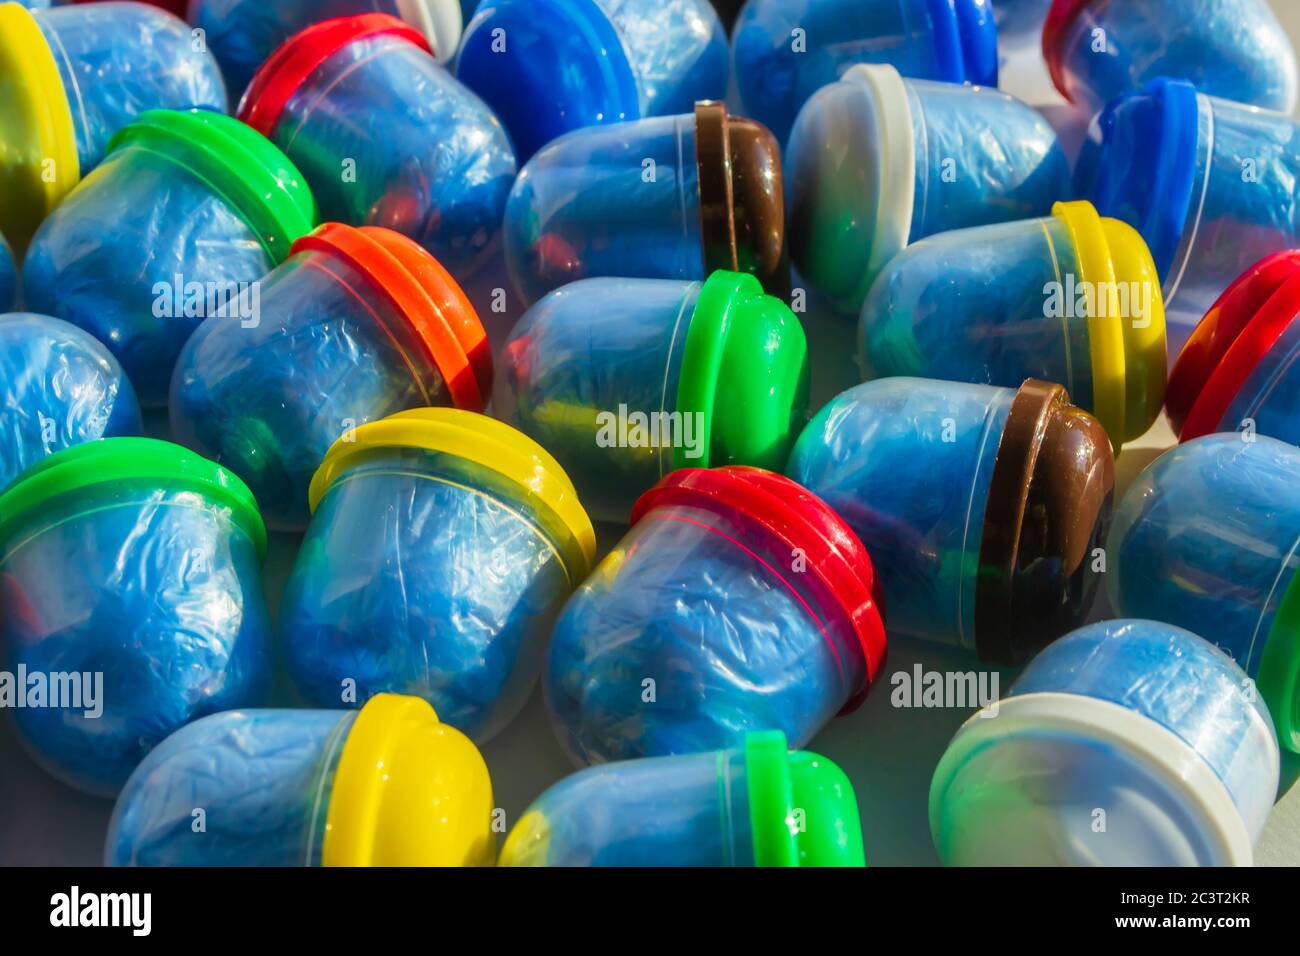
[238, 14, 431, 136]
[292, 223, 490, 411]
[1042, 0, 1094, 101]
[1167, 250, 1300, 441]
[631, 466, 887, 712]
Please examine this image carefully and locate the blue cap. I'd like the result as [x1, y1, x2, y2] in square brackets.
[456, 0, 641, 161]
[1079, 77, 1201, 280]
[927, 0, 999, 88]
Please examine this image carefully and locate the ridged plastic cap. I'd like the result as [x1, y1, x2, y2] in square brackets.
[1166, 250, 1300, 441]
[322, 694, 496, 866]
[745, 730, 866, 867]
[239, 14, 432, 137]
[695, 102, 789, 297]
[676, 270, 809, 473]
[308, 407, 596, 583]
[108, 109, 318, 263]
[292, 223, 491, 411]
[0, 2, 80, 251]
[1052, 200, 1167, 447]
[975, 381, 1114, 665]
[632, 466, 887, 707]
[0, 437, 267, 561]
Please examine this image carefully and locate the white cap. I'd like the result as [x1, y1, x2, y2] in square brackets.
[395, 0, 465, 62]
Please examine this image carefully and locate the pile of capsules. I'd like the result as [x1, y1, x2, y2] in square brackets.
[1, 0, 1299, 868]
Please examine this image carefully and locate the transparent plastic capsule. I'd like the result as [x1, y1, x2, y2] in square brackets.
[238, 14, 515, 278]
[0, 438, 272, 797]
[500, 731, 865, 867]
[170, 223, 489, 530]
[106, 695, 496, 866]
[859, 199, 1167, 449]
[280, 409, 596, 743]
[497, 272, 808, 523]
[1043, 0, 1298, 113]
[931, 620, 1280, 866]
[787, 378, 1113, 664]
[788, 63, 1070, 313]
[545, 467, 886, 765]
[1108, 434, 1300, 753]
[456, 0, 729, 160]
[504, 103, 787, 306]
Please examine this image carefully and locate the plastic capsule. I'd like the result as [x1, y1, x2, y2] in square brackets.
[0, 1, 227, 248]
[545, 467, 886, 765]
[787, 378, 1113, 664]
[500, 730, 864, 866]
[456, 0, 729, 160]
[0, 312, 142, 493]
[1080, 79, 1300, 357]
[1108, 435, 1300, 753]
[106, 695, 495, 866]
[859, 199, 1167, 450]
[22, 110, 317, 407]
[170, 222, 491, 530]
[732, 0, 999, 145]
[931, 620, 1280, 866]
[504, 103, 786, 306]
[1043, 0, 1298, 113]
[497, 272, 808, 523]
[280, 409, 596, 743]
[0, 438, 272, 796]
[787, 63, 1070, 313]
[191, 0, 465, 96]
[238, 14, 515, 278]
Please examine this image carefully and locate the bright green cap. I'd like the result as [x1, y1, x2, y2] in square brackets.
[675, 270, 810, 472]
[0, 438, 267, 561]
[106, 109, 318, 263]
[1258, 569, 1300, 754]
[744, 730, 866, 867]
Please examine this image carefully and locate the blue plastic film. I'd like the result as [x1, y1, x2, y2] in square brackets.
[280, 449, 573, 743]
[31, 3, 228, 173]
[106, 709, 356, 866]
[0, 486, 272, 797]
[0, 312, 143, 494]
[545, 503, 863, 764]
[498, 277, 697, 523]
[169, 251, 447, 530]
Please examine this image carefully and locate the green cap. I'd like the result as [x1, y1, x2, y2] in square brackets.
[675, 270, 810, 472]
[1258, 569, 1300, 754]
[0, 438, 267, 561]
[106, 109, 318, 263]
[744, 730, 866, 867]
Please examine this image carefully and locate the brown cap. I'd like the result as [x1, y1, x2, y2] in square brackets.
[975, 380, 1115, 665]
[695, 101, 790, 299]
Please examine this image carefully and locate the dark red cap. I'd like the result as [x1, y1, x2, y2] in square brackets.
[1167, 250, 1300, 441]
[238, 14, 431, 137]
[632, 466, 886, 711]
[1042, 0, 1094, 101]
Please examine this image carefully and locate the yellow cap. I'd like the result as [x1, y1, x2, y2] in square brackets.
[0, 2, 80, 251]
[307, 407, 597, 583]
[322, 694, 496, 867]
[1052, 200, 1167, 449]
